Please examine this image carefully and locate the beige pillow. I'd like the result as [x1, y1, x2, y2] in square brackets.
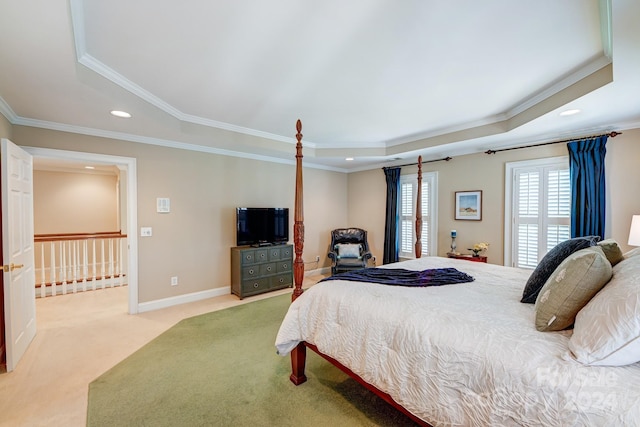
[535, 247, 612, 332]
[568, 254, 640, 365]
[597, 239, 624, 266]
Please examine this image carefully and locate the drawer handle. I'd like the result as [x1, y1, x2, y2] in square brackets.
[253, 283, 259, 288]
[279, 278, 284, 283]
[267, 266, 272, 272]
[260, 253, 265, 258]
[246, 255, 252, 260]
[282, 264, 288, 269]
[249, 269, 254, 274]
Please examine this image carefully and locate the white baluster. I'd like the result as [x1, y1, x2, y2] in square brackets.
[71, 240, 77, 293]
[61, 241, 67, 295]
[117, 238, 124, 286]
[100, 239, 105, 289]
[82, 240, 88, 292]
[51, 242, 57, 297]
[109, 238, 114, 286]
[39, 243, 46, 298]
[91, 239, 97, 290]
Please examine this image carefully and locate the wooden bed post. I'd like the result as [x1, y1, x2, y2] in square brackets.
[415, 155, 422, 258]
[292, 119, 305, 301]
[290, 119, 307, 385]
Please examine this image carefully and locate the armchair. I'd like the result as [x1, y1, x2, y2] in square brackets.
[327, 228, 373, 275]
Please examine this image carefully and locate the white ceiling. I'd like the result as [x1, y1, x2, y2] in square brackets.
[1, 0, 639, 172]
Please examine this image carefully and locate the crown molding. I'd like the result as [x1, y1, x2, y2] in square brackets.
[12, 115, 345, 172]
[0, 96, 18, 122]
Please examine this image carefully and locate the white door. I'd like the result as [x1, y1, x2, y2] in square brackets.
[1, 138, 36, 372]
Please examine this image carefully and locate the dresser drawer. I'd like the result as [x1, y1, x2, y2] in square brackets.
[242, 265, 261, 278]
[271, 274, 292, 288]
[279, 245, 293, 259]
[240, 250, 256, 265]
[277, 260, 291, 273]
[254, 249, 269, 263]
[268, 247, 283, 261]
[259, 262, 277, 276]
[241, 278, 270, 295]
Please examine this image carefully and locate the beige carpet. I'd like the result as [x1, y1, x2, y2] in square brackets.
[0, 282, 312, 427]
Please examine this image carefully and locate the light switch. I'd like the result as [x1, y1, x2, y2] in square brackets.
[157, 198, 170, 213]
[140, 227, 153, 237]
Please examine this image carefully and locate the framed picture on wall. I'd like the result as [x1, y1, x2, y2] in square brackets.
[455, 190, 482, 220]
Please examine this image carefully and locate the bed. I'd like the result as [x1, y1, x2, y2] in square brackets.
[276, 120, 640, 426]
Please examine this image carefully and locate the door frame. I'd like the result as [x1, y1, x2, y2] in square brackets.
[23, 147, 139, 314]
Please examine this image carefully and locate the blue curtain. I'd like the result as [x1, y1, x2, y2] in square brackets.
[383, 167, 401, 264]
[567, 135, 608, 239]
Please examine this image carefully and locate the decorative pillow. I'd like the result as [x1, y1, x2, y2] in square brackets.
[336, 243, 361, 258]
[535, 247, 612, 332]
[597, 239, 624, 266]
[568, 255, 640, 366]
[521, 236, 600, 304]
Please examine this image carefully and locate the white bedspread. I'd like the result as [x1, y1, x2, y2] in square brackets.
[275, 257, 640, 426]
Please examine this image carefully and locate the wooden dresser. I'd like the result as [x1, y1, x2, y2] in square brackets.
[230, 244, 293, 299]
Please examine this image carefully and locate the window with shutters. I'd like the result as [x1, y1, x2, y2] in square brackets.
[505, 157, 570, 268]
[399, 172, 438, 259]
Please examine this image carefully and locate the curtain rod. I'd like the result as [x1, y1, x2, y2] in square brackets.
[383, 156, 452, 170]
[484, 131, 621, 155]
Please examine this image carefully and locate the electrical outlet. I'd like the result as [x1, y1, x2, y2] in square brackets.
[171, 276, 178, 286]
[315, 255, 320, 262]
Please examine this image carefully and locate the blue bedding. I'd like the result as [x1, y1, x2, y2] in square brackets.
[320, 267, 474, 287]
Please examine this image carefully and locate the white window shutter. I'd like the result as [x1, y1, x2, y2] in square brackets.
[508, 158, 570, 268]
[399, 173, 437, 259]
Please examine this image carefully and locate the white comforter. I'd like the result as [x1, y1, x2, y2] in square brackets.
[275, 257, 640, 426]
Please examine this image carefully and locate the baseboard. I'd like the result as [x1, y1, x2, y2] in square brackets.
[137, 286, 231, 313]
[305, 267, 331, 276]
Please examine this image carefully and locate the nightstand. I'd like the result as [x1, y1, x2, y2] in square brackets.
[447, 253, 487, 263]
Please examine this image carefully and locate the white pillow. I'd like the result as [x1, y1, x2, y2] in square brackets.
[336, 243, 361, 258]
[568, 255, 640, 366]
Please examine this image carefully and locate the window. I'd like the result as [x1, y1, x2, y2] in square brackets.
[505, 157, 570, 268]
[399, 172, 438, 258]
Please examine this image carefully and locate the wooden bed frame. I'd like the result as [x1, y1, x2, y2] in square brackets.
[288, 120, 429, 426]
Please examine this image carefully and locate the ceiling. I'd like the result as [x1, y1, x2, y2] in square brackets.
[1, 0, 639, 172]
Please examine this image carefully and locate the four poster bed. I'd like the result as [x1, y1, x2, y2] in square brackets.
[276, 120, 640, 426]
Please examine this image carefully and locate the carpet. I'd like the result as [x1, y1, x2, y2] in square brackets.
[86, 293, 419, 426]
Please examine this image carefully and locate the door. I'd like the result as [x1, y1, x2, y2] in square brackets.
[1, 138, 36, 372]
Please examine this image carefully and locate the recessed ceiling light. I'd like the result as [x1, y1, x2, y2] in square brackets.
[559, 109, 581, 116]
[110, 110, 132, 118]
[85, 166, 95, 170]
[345, 157, 354, 161]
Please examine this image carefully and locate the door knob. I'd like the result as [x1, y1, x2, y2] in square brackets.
[2, 263, 24, 272]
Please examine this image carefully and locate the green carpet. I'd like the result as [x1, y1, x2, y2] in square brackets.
[87, 293, 419, 426]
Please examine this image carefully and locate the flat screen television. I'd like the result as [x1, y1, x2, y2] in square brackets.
[236, 207, 289, 246]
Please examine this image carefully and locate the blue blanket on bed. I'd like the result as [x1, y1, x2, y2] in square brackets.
[320, 267, 474, 287]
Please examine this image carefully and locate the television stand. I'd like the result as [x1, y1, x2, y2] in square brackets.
[230, 244, 293, 299]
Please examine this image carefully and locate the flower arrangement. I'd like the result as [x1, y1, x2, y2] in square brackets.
[469, 242, 489, 257]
